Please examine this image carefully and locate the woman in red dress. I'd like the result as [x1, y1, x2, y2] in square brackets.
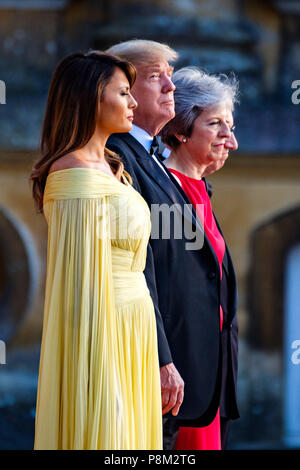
[160, 67, 239, 450]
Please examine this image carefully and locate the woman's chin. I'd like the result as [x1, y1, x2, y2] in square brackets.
[114, 123, 132, 134]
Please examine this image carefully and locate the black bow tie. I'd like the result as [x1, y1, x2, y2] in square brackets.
[150, 136, 165, 161]
[150, 136, 160, 155]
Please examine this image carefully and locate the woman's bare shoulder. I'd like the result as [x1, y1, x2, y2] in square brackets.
[48, 154, 89, 174]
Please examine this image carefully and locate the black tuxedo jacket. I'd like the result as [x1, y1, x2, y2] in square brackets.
[107, 133, 239, 422]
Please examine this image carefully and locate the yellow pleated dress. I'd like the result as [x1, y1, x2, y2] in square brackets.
[34, 168, 162, 450]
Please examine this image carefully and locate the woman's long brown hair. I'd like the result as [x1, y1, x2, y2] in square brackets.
[30, 51, 136, 212]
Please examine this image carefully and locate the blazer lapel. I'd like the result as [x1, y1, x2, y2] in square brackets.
[121, 134, 220, 271]
[122, 134, 186, 204]
[122, 134, 205, 234]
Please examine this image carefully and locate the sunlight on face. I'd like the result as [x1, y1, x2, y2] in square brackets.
[201, 106, 238, 176]
[97, 67, 137, 136]
[130, 60, 175, 135]
[186, 102, 234, 165]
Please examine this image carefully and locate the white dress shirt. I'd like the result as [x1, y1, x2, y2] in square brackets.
[129, 124, 169, 177]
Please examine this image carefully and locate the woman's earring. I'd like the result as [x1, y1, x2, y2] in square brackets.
[182, 138, 187, 143]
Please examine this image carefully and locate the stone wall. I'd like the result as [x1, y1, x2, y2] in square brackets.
[1, 0, 300, 449]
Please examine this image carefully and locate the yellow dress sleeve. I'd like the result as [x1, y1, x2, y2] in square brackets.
[35, 196, 122, 450]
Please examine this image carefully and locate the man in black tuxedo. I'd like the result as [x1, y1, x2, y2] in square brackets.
[106, 40, 239, 449]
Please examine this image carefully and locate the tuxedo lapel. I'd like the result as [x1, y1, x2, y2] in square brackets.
[122, 134, 185, 206]
[121, 134, 221, 270]
[122, 134, 205, 234]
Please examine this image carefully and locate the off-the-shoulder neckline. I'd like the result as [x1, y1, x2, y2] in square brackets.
[47, 167, 128, 185]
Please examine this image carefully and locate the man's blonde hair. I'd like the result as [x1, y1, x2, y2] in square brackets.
[106, 39, 178, 67]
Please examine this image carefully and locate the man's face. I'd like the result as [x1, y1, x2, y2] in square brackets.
[131, 59, 175, 136]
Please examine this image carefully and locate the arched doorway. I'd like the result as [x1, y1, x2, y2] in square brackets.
[0, 206, 39, 344]
[247, 205, 300, 445]
[284, 243, 300, 447]
[248, 205, 300, 351]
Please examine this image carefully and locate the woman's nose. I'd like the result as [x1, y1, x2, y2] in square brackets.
[129, 94, 138, 109]
[219, 122, 231, 138]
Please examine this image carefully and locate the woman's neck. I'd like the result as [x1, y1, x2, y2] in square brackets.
[164, 149, 207, 180]
[64, 130, 117, 178]
[79, 131, 108, 162]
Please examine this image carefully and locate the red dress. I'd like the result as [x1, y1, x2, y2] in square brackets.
[169, 169, 225, 451]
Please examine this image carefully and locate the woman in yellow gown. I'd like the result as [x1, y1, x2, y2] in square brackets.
[30, 51, 162, 450]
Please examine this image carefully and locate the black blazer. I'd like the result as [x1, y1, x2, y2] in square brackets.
[107, 133, 239, 422]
